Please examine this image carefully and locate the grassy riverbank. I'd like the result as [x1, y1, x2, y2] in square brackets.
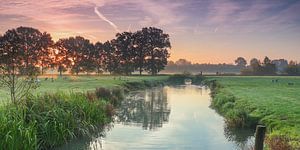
[0, 75, 168, 149]
[0, 75, 168, 102]
[207, 76, 300, 149]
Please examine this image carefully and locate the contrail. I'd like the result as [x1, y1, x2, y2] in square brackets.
[94, 6, 120, 33]
[214, 27, 218, 33]
[127, 24, 132, 32]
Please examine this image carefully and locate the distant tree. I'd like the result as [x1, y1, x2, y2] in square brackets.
[234, 57, 247, 67]
[249, 58, 261, 74]
[168, 61, 175, 65]
[263, 56, 271, 65]
[139, 27, 171, 75]
[285, 61, 299, 75]
[0, 28, 41, 104]
[271, 59, 288, 73]
[262, 56, 276, 75]
[175, 59, 192, 66]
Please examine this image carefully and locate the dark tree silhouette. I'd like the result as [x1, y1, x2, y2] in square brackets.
[55, 36, 94, 75]
[285, 61, 300, 75]
[3, 27, 53, 75]
[133, 30, 148, 75]
[93, 42, 105, 75]
[137, 27, 171, 75]
[235, 57, 247, 67]
[0, 27, 48, 104]
[114, 32, 135, 75]
[102, 41, 119, 74]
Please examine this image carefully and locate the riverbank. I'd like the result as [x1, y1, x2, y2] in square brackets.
[0, 76, 168, 150]
[206, 76, 300, 149]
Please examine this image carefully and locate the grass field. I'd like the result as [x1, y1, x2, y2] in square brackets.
[0, 75, 169, 102]
[208, 76, 300, 148]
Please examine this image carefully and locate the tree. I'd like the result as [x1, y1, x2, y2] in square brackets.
[175, 59, 192, 66]
[114, 32, 135, 75]
[54, 40, 72, 76]
[0, 27, 43, 104]
[133, 30, 148, 75]
[137, 27, 171, 75]
[249, 58, 261, 74]
[262, 56, 276, 75]
[102, 41, 119, 74]
[285, 61, 299, 75]
[93, 42, 105, 75]
[8, 27, 53, 75]
[234, 57, 247, 67]
[55, 36, 94, 75]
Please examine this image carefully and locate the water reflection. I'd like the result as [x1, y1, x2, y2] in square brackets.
[58, 86, 255, 150]
[116, 88, 170, 130]
[224, 124, 255, 149]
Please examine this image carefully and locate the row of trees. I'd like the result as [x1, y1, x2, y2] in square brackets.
[235, 57, 300, 75]
[0, 26, 171, 76]
[164, 59, 241, 74]
[0, 26, 171, 104]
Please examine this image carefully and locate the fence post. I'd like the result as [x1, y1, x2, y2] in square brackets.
[255, 125, 266, 150]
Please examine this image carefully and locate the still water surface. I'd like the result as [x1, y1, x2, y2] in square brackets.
[59, 85, 254, 150]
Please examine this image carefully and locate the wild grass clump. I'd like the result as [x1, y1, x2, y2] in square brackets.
[265, 129, 300, 150]
[95, 87, 124, 106]
[0, 92, 113, 150]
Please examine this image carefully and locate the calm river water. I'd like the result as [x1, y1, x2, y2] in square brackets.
[59, 85, 254, 150]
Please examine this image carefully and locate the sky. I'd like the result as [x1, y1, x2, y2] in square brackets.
[0, 0, 300, 64]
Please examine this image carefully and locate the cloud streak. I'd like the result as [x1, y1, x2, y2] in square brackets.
[94, 6, 120, 32]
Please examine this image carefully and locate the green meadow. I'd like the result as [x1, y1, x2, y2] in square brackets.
[208, 76, 300, 148]
[0, 75, 168, 102]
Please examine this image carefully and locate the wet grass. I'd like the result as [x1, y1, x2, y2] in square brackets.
[207, 76, 300, 149]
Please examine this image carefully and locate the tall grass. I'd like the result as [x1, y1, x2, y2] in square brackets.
[0, 91, 114, 150]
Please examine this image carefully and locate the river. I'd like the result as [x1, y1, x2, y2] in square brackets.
[59, 85, 254, 150]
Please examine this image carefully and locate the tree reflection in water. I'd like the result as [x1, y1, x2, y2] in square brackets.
[223, 124, 255, 149]
[116, 87, 171, 130]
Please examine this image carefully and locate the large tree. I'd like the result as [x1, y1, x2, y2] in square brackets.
[133, 30, 148, 75]
[8, 27, 53, 75]
[114, 32, 135, 75]
[55, 36, 94, 75]
[136, 27, 171, 75]
[0, 27, 50, 104]
[93, 42, 105, 75]
[102, 40, 119, 74]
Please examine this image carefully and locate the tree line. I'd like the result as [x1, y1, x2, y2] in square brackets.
[163, 59, 241, 74]
[0, 26, 171, 76]
[164, 57, 300, 76]
[235, 57, 300, 75]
